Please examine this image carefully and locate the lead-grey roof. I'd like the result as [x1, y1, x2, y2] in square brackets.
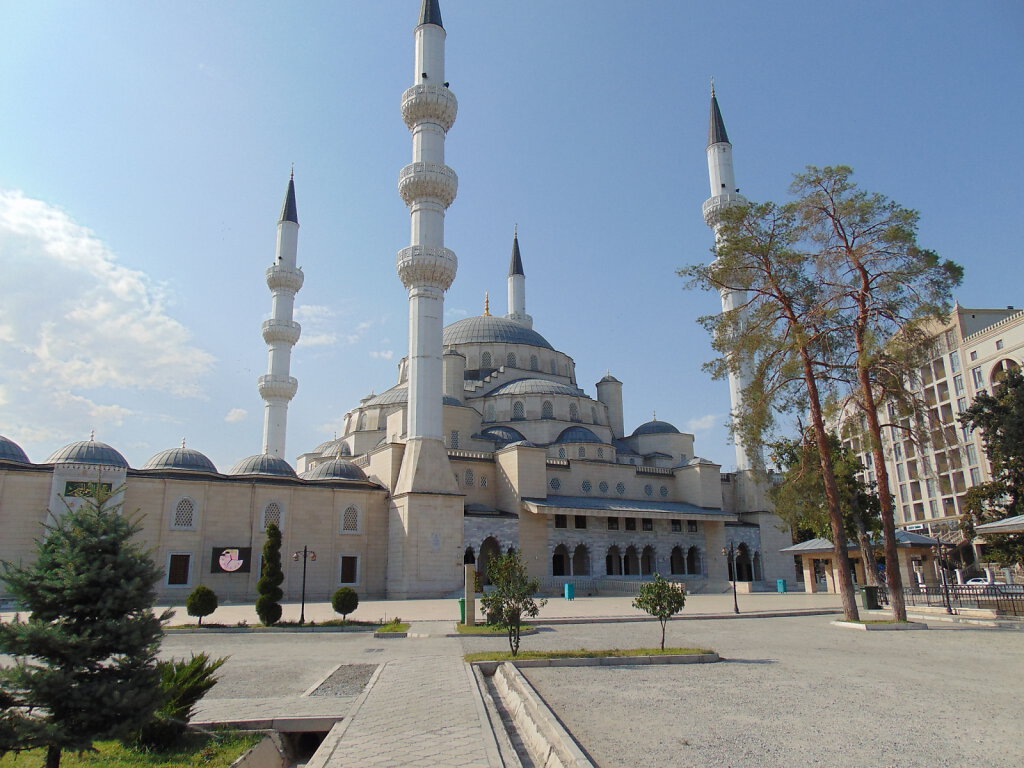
[779, 530, 939, 555]
[419, 0, 443, 28]
[443, 315, 554, 350]
[143, 447, 218, 473]
[488, 378, 583, 397]
[523, 494, 731, 519]
[365, 386, 462, 408]
[279, 173, 298, 224]
[509, 232, 524, 277]
[46, 440, 129, 468]
[632, 419, 681, 437]
[228, 454, 297, 478]
[555, 426, 604, 444]
[708, 92, 730, 147]
[477, 426, 527, 445]
[0, 435, 30, 464]
[300, 458, 367, 481]
[976, 514, 1024, 534]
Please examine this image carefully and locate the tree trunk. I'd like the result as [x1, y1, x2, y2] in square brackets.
[802, 350, 860, 621]
[46, 746, 61, 768]
[853, 512, 879, 587]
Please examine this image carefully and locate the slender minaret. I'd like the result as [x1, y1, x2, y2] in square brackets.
[395, 0, 458, 488]
[506, 227, 532, 328]
[702, 86, 758, 472]
[258, 172, 303, 458]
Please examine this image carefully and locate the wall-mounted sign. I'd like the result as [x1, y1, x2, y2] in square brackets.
[211, 547, 252, 574]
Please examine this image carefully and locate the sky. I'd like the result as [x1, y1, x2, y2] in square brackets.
[1, 1, 1022, 473]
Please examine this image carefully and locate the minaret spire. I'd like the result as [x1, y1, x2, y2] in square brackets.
[259, 173, 304, 458]
[506, 227, 532, 328]
[701, 87, 759, 472]
[419, 0, 443, 28]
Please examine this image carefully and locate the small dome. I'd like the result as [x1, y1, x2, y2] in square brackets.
[443, 315, 554, 350]
[0, 435, 30, 464]
[477, 426, 527, 446]
[631, 419, 680, 437]
[556, 426, 604, 444]
[316, 439, 352, 458]
[365, 386, 462, 408]
[228, 454, 297, 478]
[613, 439, 639, 456]
[488, 378, 583, 397]
[300, 459, 367, 481]
[143, 447, 218, 473]
[504, 440, 537, 448]
[46, 440, 128, 469]
[598, 374, 621, 384]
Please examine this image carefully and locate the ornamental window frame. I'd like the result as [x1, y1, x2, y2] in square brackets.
[165, 552, 193, 587]
[341, 504, 361, 535]
[261, 500, 285, 531]
[170, 495, 199, 530]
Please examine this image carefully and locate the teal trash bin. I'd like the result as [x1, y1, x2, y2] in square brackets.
[861, 586, 880, 610]
[458, 597, 466, 623]
[777, 579, 787, 593]
[564, 583, 575, 600]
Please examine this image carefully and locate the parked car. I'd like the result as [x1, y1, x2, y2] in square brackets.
[962, 578, 1023, 594]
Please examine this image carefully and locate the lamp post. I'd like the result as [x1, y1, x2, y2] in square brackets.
[291, 546, 317, 625]
[722, 542, 739, 614]
[930, 544, 953, 615]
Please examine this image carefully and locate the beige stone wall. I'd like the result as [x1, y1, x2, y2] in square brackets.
[0, 468, 51, 584]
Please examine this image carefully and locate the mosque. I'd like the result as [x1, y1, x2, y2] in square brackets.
[0, 1, 791, 602]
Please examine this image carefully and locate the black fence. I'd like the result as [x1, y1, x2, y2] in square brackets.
[877, 583, 1024, 617]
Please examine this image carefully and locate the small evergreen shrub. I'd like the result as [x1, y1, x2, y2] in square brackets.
[128, 653, 227, 750]
[332, 587, 359, 620]
[185, 585, 218, 626]
[256, 523, 284, 626]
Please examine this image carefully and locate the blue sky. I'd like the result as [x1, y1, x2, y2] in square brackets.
[1, 1, 1022, 472]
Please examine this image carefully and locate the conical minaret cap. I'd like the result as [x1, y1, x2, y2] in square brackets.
[509, 229, 524, 277]
[419, 0, 443, 28]
[279, 172, 298, 224]
[708, 91, 730, 148]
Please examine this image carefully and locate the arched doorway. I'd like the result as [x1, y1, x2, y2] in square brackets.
[736, 543, 754, 582]
[606, 545, 622, 576]
[463, 547, 475, 565]
[670, 546, 685, 575]
[640, 546, 655, 575]
[477, 537, 501, 586]
[687, 546, 701, 576]
[552, 544, 570, 576]
[624, 546, 640, 576]
[572, 544, 590, 576]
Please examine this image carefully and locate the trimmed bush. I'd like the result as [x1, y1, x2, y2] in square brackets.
[256, 523, 284, 626]
[331, 587, 359, 621]
[185, 585, 218, 626]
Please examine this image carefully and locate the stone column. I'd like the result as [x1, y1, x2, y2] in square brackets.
[802, 556, 817, 594]
[464, 564, 476, 626]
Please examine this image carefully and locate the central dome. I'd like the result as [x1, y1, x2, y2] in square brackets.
[443, 315, 553, 350]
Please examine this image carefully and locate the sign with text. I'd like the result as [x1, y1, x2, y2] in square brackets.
[210, 547, 252, 574]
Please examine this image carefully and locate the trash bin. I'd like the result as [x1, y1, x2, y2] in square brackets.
[458, 597, 466, 624]
[861, 586, 880, 610]
[776, 579, 787, 594]
[564, 583, 575, 601]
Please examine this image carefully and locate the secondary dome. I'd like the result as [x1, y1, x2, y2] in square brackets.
[228, 454, 297, 478]
[365, 386, 462, 408]
[632, 419, 681, 437]
[477, 426, 527, 446]
[488, 378, 583, 397]
[0, 435, 30, 464]
[143, 447, 218, 473]
[46, 440, 128, 468]
[300, 459, 367, 481]
[443, 315, 554, 350]
[555, 426, 604, 444]
[316, 439, 352, 457]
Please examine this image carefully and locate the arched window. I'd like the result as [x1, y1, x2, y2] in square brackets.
[464, 547, 476, 565]
[512, 401, 525, 420]
[552, 544, 570, 576]
[578, 446, 586, 459]
[623, 546, 640, 576]
[597, 447, 604, 458]
[341, 505, 360, 534]
[478, 537, 501, 586]
[465, 469, 475, 487]
[507, 352, 517, 368]
[550, 359, 558, 374]
[481, 351, 492, 368]
[542, 401, 554, 419]
[486, 402, 496, 421]
[357, 412, 367, 431]
[558, 447, 566, 459]
[591, 407, 598, 424]
[530, 355, 539, 371]
[687, 546, 701, 576]
[569, 403, 580, 422]
[262, 501, 283, 531]
[480, 475, 488, 488]
[670, 546, 685, 575]
[641, 545, 655, 575]
[449, 430, 460, 449]
[573, 545, 590, 576]
[172, 497, 197, 529]
[606, 546, 623, 576]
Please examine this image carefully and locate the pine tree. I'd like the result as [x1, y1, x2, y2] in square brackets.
[256, 523, 284, 625]
[0, 487, 168, 768]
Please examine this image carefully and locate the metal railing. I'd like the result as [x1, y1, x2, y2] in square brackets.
[877, 584, 1024, 616]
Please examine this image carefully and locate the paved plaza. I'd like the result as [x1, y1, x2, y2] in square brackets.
[3, 593, 1022, 767]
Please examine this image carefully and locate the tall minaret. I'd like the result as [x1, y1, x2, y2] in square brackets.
[506, 227, 532, 328]
[258, 172, 303, 458]
[702, 86, 757, 472]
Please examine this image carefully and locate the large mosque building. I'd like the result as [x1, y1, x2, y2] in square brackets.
[0, 1, 791, 602]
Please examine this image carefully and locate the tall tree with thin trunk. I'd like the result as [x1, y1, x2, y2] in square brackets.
[791, 166, 963, 619]
[681, 201, 861, 621]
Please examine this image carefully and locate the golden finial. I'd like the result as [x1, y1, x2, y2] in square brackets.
[181, 437, 187, 449]
[89, 430, 95, 441]
[484, 291, 491, 316]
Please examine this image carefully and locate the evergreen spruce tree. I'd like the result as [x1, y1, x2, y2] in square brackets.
[0, 487, 168, 768]
[256, 523, 284, 625]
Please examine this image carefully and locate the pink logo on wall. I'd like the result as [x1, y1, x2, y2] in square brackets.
[210, 547, 252, 574]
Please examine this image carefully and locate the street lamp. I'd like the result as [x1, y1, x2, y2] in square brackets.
[930, 544, 953, 615]
[291, 546, 317, 625]
[722, 542, 739, 614]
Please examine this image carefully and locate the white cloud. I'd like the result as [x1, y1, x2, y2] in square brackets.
[225, 408, 248, 423]
[370, 350, 395, 360]
[686, 413, 721, 433]
[445, 307, 468, 319]
[299, 332, 338, 348]
[294, 304, 336, 321]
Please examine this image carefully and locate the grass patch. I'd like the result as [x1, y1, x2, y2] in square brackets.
[464, 647, 713, 662]
[457, 623, 534, 635]
[164, 619, 379, 630]
[0, 730, 263, 768]
[378, 621, 410, 632]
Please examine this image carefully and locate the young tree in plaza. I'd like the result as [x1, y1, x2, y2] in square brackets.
[186, 585, 218, 626]
[633, 574, 687, 650]
[958, 368, 1024, 566]
[256, 523, 284, 626]
[791, 166, 963, 619]
[681, 200, 861, 621]
[0, 488, 167, 768]
[481, 550, 547, 657]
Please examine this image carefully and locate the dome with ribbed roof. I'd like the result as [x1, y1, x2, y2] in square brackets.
[365, 386, 462, 408]
[631, 419, 680, 437]
[228, 454, 297, 478]
[0, 435, 30, 464]
[46, 440, 128, 468]
[477, 426, 527, 445]
[300, 459, 367, 481]
[555, 426, 604, 444]
[488, 378, 583, 397]
[443, 315, 553, 350]
[316, 439, 352, 457]
[143, 447, 218, 473]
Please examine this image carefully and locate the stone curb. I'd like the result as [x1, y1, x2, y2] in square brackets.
[164, 625, 375, 634]
[534, 609, 840, 625]
[471, 652, 720, 675]
[372, 630, 408, 638]
[192, 715, 341, 732]
[830, 620, 928, 631]
[304, 662, 388, 768]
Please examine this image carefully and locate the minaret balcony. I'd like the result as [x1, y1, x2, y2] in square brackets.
[397, 245, 458, 291]
[258, 374, 298, 400]
[262, 319, 302, 345]
[702, 192, 747, 227]
[399, 162, 458, 208]
[266, 265, 304, 292]
[401, 84, 458, 132]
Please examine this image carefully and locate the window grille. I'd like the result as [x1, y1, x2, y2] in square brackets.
[513, 401, 525, 420]
[173, 498, 196, 529]
[542, 401, 554, 419]
[465, 469, 475, 487]
[507, 353, 517, 368]
[263, 501, 283, 530]
[342, 506, 359, 532]
[481, 352, 492, 368]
